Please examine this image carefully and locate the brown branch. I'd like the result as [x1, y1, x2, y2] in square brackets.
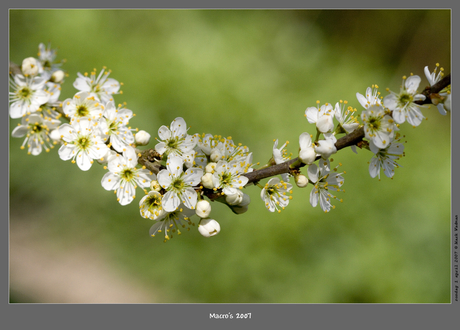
[242, 73, 450, 184]
[416, 74, 451, 105]
[9, 59, 451, 189]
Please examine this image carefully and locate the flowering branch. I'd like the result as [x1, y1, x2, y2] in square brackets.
[9, 43, 451, 242]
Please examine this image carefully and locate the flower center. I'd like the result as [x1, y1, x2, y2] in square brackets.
[108, 120, 119, 134]
[76, 135, 91, 150]
[121, 168, 135, 181]
[398, 92, 413, 106]
[171, 177, 185, 191]
[18, 86, 32, 99]
[368, 116, 381, 130]
[147, 194, 162, 208]
[30, 123, 44, 134]
[167, 137, 180, 150]
[76, 105, 90, 117]
[220, 172, 232, 187]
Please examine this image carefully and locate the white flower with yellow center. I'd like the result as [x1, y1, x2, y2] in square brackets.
[383, 75, 426, 127]
[12, 114, 61, 155]
[149, 205, 196, 242]
[101, 147, 155, 205]
[308, 161, 345, 213]
[157, 154, 203, 212]
[139, 190, 165, 220]
[73, 67, 120, 104]
[62, 91, 104, 122]
[155, 117, 198, 160]
[260, 177, 293, 213]
[368, 138, 405, 180]
[9, 74, 50, 119]
[334, 100, 359, 134]
[100, 101, 135, 152]
[212, 160, 249, 196]
[58, 118, 109, 171]
[356, 85, 382, 109]
[361, 104, 396, 149]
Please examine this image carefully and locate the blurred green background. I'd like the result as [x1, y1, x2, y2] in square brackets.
[9, 9, 451, 303]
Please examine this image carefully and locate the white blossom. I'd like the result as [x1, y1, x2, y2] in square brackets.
[361, 104, 396, 149]
[308, 161, 344, 213]
[149, 205, 196, 242]
[101, 147, 155, 205]
[11, 114, 61, 155]
[260, 177, 293, 213]
[58, 118, 109, 171]
[9, 74, 49, 119]
[383, 75, 426, 127]
[73, 67, 120, 103]
[155, 117, 198, 160]
[157, 154, 203, 212]
[368, 138, 405, 180]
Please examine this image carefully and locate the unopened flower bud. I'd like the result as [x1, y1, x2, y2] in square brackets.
[49, 129, 62, 142]
[22, 57, 39, 76]
[201, 172, 214, 189]
[315, 139, 337, 159]
[295, 174, 309, 188]
[225, 190, 243, 205]
[135, 130, 151, 145]
[299, 146, 316, 165]
[150, 180, 161, 192]
[51, 70, 65, 83]
[198, 218, 220, 237]
[210, 149, 223, 162]
[205, 162, 217, 173]
[196, 200, 211, 218]
[444, 94, 451, 112]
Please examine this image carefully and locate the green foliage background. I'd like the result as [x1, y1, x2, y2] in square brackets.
[9, 9, 451, 303]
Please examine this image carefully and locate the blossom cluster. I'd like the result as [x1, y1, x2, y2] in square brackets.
[9, 43, 451, 242]
[143, 117, 254, 241]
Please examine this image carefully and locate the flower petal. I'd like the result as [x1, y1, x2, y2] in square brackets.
[162, 190, 180, 212]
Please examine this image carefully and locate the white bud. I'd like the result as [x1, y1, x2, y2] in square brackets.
[444, 94, 451, 112]
[135, 130, 151, 145]
[51, 70, 65, 83]
[316, 139, 337, 159]
[316, 115, 334, 133]
[201, 172, 214, 189]
[49, 129, 62, 142]
[225, 190, 243, 205]
[150, 180, 161, 192]
[295, 174, 309, 188]
[210, 149, 223, 162]
[205, 162, 217, 173]
[22, 57, 39, 76]
[198, 218, 220, 237]
[196, 200, 211, 218]
[299, 146, 316, 165]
